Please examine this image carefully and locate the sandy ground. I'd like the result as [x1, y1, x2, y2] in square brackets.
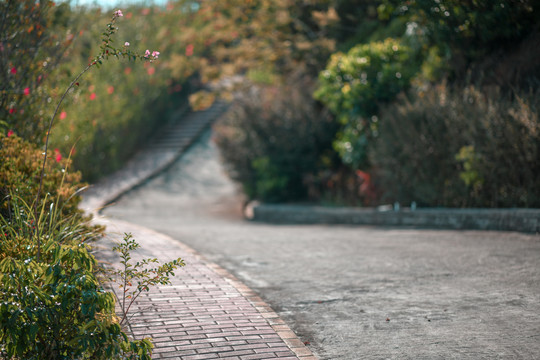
[104, 130, 540, 360]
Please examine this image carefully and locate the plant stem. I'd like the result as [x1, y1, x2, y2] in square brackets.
[34, 64, 93, 262]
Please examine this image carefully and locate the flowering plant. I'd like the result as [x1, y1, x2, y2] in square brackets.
[35, 9, 160, 260]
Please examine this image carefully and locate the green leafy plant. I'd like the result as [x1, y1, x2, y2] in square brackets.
[381, 0, 537, 71]
[0, 0, 70, 142]
[0, 195, 153, 359]
[315, 38, 418, 168]
[111, 233, 184, 326]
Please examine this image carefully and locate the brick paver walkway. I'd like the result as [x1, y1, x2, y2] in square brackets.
[84, 103, 317, 359]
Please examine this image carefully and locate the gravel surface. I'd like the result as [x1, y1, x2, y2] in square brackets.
[104, 130, 540, 360]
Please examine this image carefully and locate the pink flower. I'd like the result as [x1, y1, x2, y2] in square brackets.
[23, 87, 30, 95]
[59, 111, 67, 120]
[152, 51, 160, 58]
[144, 49, 150, 58]
[7, 130, 14, 137]
[185, 44, 194, 57]
[107, 86, 114, 94]
[147, 67, 155, 75]
[10, 67, 16, 74]
[124, 41, 130, 46]
[90, 93, 96, 100]
[54, 149, 62, 163]
[114, 9, 123, 17]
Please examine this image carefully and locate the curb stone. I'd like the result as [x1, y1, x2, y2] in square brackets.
[246, 203, 540, 234]
[81, 102, 317, 359]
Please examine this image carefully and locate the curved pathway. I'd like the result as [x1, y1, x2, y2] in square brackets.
[86, 103, 316, 359]
[101, 128, 540, 359]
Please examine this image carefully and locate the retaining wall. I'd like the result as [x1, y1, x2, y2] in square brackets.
[247, 203, 540, 233]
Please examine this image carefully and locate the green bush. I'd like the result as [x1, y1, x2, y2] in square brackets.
[382, 0, 538, 71]
[0, 136, 152, 359]
[372, 84, 540, 208]
[0, 0, 70, 143]
[315, 38, 418, 168]
[214, 75, 338, 202]
[0, 133, 87, 223]
[0, 197, 153, 359]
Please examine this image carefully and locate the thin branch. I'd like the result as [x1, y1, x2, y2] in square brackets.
[33, 64, 93, 262]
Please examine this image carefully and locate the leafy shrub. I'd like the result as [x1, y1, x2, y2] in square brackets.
[0, 196, 152, 359]
[0, 131, 153, 358]
[0, 0, 70, 142]
[0, 133, 86, 222]
[0, 135, 153, 358]
[315, 38, 418, 168]
[382, 0, 538, 71]
[214, 75, 338, 202]
[372, 84, 540, 208]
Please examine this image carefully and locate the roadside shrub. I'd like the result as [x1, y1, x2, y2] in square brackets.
[0, 133, 85, 222]
[0, 133, 151, 359]
[381, 0, 538, 72]
[372, 84, 540, 208]
[214, 75, 338, 202]
[0, 0, 70, 142]
[315, 38, 418, 168]
[0, 196, 152, 359]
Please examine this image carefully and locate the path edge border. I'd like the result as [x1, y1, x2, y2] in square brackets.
[246, 203, 540, 234]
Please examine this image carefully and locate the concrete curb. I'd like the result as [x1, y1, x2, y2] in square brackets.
[247, 203, 540, 234]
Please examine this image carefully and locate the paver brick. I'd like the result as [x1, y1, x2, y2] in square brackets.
[232, 343, 269, 351]
[255, 347, 291, 354]
[182, 353, 219, 360]
[240, 353, 280, 360]
[217, 349, 256, 357]
[195, 345, 234, 354]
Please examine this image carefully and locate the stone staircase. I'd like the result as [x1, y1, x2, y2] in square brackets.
[80, 100, 229, 214]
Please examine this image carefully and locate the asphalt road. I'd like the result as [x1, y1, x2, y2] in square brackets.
[104, 130, 540, 360]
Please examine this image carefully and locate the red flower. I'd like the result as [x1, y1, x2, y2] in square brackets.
[9, 108, 16, 114]
[59, 111, 67, 120]
[7, 130, 14, 137]
[54, 149, 62, 162]
[23, 87, 30, 95]
[147, 67, 155, 75]
[186, 44, 194, 57]
[10, 67, 16, 74]
[107, 86, 114, 94]
[124, 67, 132, 75]
[89, 93, 96, 100]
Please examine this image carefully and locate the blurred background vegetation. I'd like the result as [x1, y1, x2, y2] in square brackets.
[2, 0, 539, 207]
